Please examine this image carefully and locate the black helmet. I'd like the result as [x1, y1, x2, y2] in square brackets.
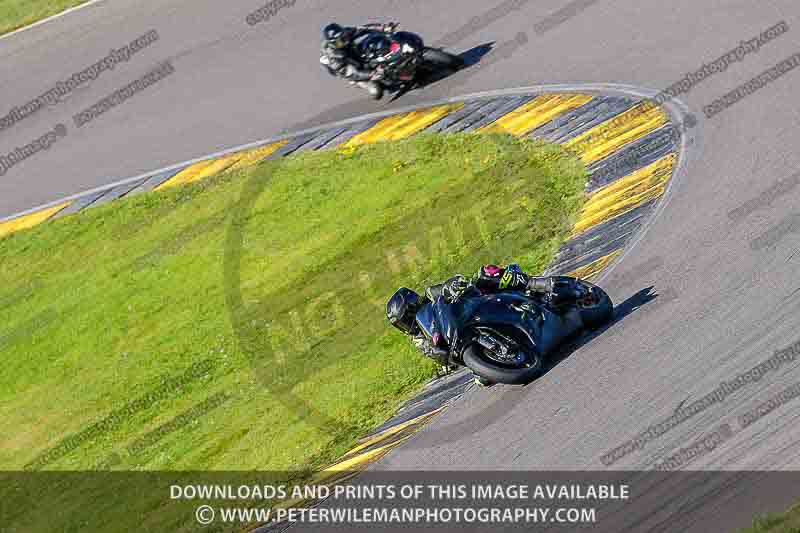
[360, 34, 393, 61]
[386, 288, 421, 334]
[323, 23, 348, 49]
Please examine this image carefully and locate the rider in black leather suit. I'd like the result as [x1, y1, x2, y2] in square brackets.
[387, 264, 580, 367]
[319, 22, 397, 97]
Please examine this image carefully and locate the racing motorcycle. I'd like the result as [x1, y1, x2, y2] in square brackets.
[354, 31, 463, 99]
[411, 279, 613, 385]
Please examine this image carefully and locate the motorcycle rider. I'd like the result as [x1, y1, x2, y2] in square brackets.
[386, 264, 584, 383]
[319, 22, 398, 99]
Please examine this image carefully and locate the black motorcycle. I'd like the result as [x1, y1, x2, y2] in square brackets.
[354, 31, 463, 99]
[411, 279, 613, 385]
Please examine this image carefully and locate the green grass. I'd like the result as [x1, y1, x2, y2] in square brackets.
[739, 506, 800, 533]
[0, 133, 586, 531]
[0, 0, 90, 35]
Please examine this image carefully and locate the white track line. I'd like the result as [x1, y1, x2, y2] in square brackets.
[0, 0, 108, 43]
[0, 83, 692, 225]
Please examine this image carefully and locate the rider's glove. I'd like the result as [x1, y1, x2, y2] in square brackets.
[442, 275, 470, 303]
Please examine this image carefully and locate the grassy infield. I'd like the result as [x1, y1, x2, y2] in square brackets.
[2, 134, 586, 529]
[741, 512, 800, 533]
[0, 0, 89, 35]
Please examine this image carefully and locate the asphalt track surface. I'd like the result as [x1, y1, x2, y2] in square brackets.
[4, 0, 800, 529]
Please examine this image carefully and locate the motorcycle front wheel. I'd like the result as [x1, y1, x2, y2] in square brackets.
[575, 281, 614, 330]
[463, 343, 543, 385]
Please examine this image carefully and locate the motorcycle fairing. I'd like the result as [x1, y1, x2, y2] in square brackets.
[460, 293, 583, 356]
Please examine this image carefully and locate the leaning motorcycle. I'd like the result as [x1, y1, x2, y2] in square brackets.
[409, 279, 613, 385]
[352, 31, 463, 99]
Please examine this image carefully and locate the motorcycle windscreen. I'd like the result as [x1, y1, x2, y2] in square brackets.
[432, 296, 460, 347]
[414, 304, 437, 340]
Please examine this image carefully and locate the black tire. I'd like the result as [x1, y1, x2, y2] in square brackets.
[463, 343, 543, 385]
[421, 47, 463, 70]
[577, 282, 614, 330]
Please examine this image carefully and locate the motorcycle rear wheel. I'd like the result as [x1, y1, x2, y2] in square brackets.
[463, 343, 543, 385]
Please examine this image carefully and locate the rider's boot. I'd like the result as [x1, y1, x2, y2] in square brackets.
[437, 364, 456, 377]
[473, 375, 494, 387]
[526, 276, 553, 294]
[527, 276, 576, 314]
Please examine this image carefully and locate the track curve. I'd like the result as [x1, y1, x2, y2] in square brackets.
[4, 0, 800, 529]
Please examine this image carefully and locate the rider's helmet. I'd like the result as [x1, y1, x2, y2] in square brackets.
[323, 23, 348, 49]
[360, 33, 393, 62]
[386, 288, 422, 334]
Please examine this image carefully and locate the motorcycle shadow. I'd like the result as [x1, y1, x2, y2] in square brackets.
[389, 43, 496, 102]
[529, 286, 662, 384]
